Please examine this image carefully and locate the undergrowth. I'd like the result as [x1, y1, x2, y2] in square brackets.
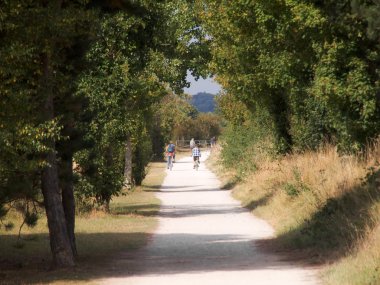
[210, 138, 380, 285]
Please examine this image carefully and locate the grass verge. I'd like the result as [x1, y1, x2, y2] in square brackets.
[208, 141, 380, 285]
[0, 161, 166, 285]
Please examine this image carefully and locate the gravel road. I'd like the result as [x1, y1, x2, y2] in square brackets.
[100, 151, 319, 285]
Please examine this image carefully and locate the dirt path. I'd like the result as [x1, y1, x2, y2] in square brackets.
[99, 152, 319, 285]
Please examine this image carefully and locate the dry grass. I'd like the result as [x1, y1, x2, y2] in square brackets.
[323, 223, 380, 285]
[209, 139, 380, 285]
[232, 142, 378, 234]
[0, 161, 166, 285]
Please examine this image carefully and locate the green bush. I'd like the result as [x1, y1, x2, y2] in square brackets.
[133, 130, 153, 186]
[220, 114, 275, 179]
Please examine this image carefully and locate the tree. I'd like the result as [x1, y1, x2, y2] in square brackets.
[0, 0, 99, 266]
[174, 113, 222, 140]
[150, 92, 198, 158]
[0, 0, 219, 268]
[199, 0, 380, 153]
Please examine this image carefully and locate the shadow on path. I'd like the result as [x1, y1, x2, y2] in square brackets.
[1, 231, 294, 284]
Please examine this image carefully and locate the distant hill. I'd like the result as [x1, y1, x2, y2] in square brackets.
[191, 92, 216, 113]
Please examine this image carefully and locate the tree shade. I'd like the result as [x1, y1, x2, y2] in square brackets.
[0, 0, 208, 267]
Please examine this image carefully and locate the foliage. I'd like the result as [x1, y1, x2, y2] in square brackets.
[133, 128, 153, 185]
[0, 0, 210, 265]
[200, 0, 380, 155]
[150, 92, 222, 153]
[174, 112, 222, 141]
[74, 12, 161, 207]
[150, 92, 197, 159]
[219, 119, 274, 179]
[216, 91, 277, 177]
[216, 92, 251, 126]
[0, 0, 95, 237]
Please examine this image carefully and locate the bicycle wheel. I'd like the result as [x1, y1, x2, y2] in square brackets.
[169, 156, 173, 171]
[195, 160, 199, 171]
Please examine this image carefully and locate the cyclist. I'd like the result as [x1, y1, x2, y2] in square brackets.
[210, 136, 216, 148]
[190, 138, 195, 149]
[192, 144, 201, 169]
[166, 141, 176, 170]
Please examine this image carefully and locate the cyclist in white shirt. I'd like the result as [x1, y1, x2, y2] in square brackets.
[191, 144, 201, 169]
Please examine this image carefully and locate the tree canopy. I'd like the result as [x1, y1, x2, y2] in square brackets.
[0, 0, 208, 267]
[199, 0, 380, 153]
[1, 0, 379, 269]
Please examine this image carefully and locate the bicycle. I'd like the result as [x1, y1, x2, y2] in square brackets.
[193, 157, 200, 171]
[167, 155, 174, 171]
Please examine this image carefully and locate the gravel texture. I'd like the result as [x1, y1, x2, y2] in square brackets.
[100, 151, 320, 285]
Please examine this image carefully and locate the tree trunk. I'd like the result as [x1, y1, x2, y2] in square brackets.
[41, 52, 75, 267]
[123, 137, 133, 190]
[269, 92, 292, 153]
[61, 155, 77, 256]
[42, 152, 75, 267]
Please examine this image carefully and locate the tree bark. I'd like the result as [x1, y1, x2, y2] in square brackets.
[42, 152, 75, 267]
[41, 52, 75, 267]
[60, 155, 77, 257]
[123, 137, 133, 190]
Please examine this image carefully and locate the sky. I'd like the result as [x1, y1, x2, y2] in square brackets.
[183, 71, 221, 95]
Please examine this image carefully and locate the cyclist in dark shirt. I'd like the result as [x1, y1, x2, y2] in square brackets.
[166, 141, 176, 170]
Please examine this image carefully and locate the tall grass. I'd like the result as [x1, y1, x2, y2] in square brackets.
[210, 138, 380, 285]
